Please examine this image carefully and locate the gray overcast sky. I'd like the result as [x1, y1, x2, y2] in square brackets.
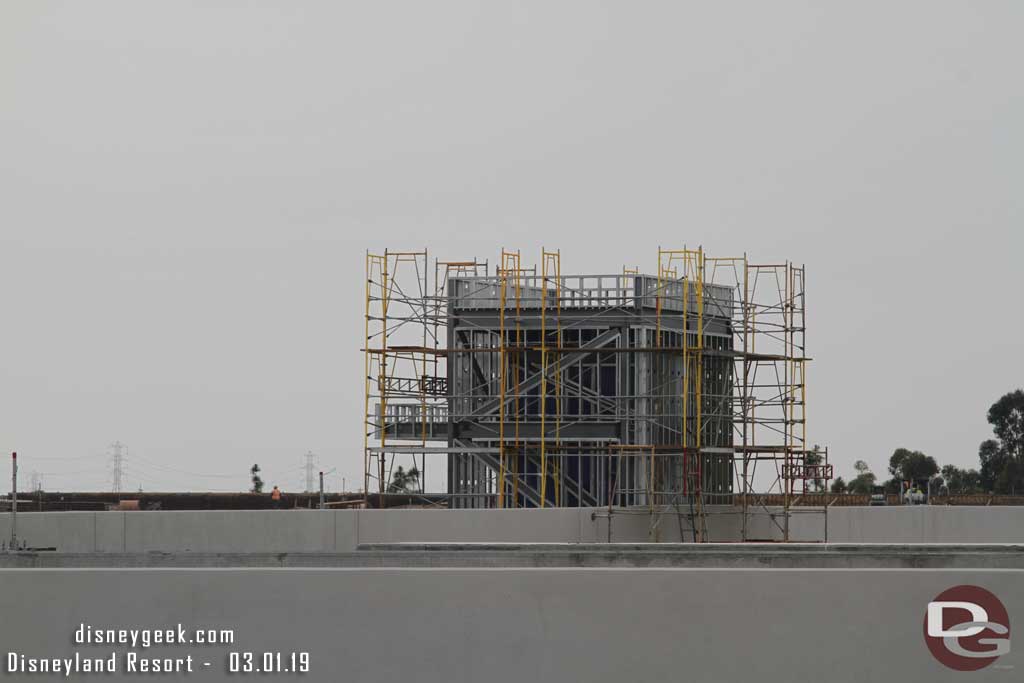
[1, 1, 1021, 493]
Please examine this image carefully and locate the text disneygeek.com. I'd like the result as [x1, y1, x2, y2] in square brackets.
[6, 623, 311, 676]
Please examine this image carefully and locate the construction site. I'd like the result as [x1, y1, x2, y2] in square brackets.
[6, 0, 1022, 676]
[364, 247, 830, 542]
[3, 248, 1022, 680]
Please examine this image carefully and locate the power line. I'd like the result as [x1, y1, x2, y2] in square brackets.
[22, 453, 104, 462]
[16, 447, 318, 493]
[36, 468, 105, 477]
[304, 451, 316, 493]
[129, 453, 238, 479]
[109, 441, 125, 496]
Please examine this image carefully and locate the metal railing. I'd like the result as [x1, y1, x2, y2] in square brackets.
[376, 403, 448, 424]
[448, 274, 734, 316]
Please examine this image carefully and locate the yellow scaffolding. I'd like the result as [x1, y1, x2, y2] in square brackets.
[362, 246, 828, 542]
[540, 248, 561, 507]
[657, 247, 707, 541]
[498, 249, 529, 507]
[364, 249, 430, 498]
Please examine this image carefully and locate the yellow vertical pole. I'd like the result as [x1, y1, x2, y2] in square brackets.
[784, 262, 793, 539]
[379, 249, 390, 497]
[554, 251, 562, 506]
[656, 247, 670, 504]
[696, 248, 705, 540]
[741, 254, 749, 541]
[512, 251, 521, 507]
[363, 252, 374, 499]
[420, 251, 429, 491]
[498, 249, 523, 507]
[749, 262, 757, 458]
[498, 255, 507, 508]
[654, 249, 662, 505]
[800, 267, 807, 500]
[539, 248, 562, 507]
[420, 251, 429, 450]
[682, 254, 689, 502]
[788, 264, 793, 503]
[540, 249, 548, 507]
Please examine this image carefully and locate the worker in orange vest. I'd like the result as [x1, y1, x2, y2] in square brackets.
[271, 485, 281, 509]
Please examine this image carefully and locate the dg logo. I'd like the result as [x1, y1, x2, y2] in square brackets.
[924, 585, 1011, 671]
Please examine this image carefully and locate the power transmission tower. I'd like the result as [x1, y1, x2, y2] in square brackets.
[304, 451, 316, 493]
[109, 441, 125, 497]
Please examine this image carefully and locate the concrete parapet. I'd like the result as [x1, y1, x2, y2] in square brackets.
[3, 505, 1024, 552]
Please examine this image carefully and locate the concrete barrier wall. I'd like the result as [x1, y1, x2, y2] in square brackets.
[804, 506, 1024, 543]
[357, 508, 583, 545]
[3, 506, 1024, 552]
[0, 511, 108, 552]
[0, 508, 732, 551]
[124, 511, 337, 553]
[1, 567, 1020, 681]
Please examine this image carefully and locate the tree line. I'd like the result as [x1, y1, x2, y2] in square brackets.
[831, 389, 1024, 495]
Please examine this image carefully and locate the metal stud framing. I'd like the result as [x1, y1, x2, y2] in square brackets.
[364, 247, 831, 540]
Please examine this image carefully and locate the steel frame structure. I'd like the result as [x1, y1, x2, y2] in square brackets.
[364, 247, 830, 541]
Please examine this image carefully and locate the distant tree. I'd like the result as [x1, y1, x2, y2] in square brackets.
[940, 464, 958, 491]
[978, 439, 1006, 492]
[978, 390, 1024, 494]
[387, 465, 420, 494]
[830, 477, 847, 494]
[250, 464, 264, 494]
[887, 450, 906, 478]
[888, 448, 939, 486]
[941, 464, 983, 494]
[987, 390, 1024, 461]
[804, 445, 826, 492]
[848, 475, 876, 494]
[847, 460, 876, 495]
[995, 461, 1024, 495]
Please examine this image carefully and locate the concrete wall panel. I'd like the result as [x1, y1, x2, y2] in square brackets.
[1, 568, 1020, 682]
[94, 513, 125, 553]
[334, 510, 359, 551]
[922, 506, 1024, 543]
[0, 511, 97, 552]
[123, 511, 336, 553]
[818, 507, 1024, 543]
[357, 508, 582, 545]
